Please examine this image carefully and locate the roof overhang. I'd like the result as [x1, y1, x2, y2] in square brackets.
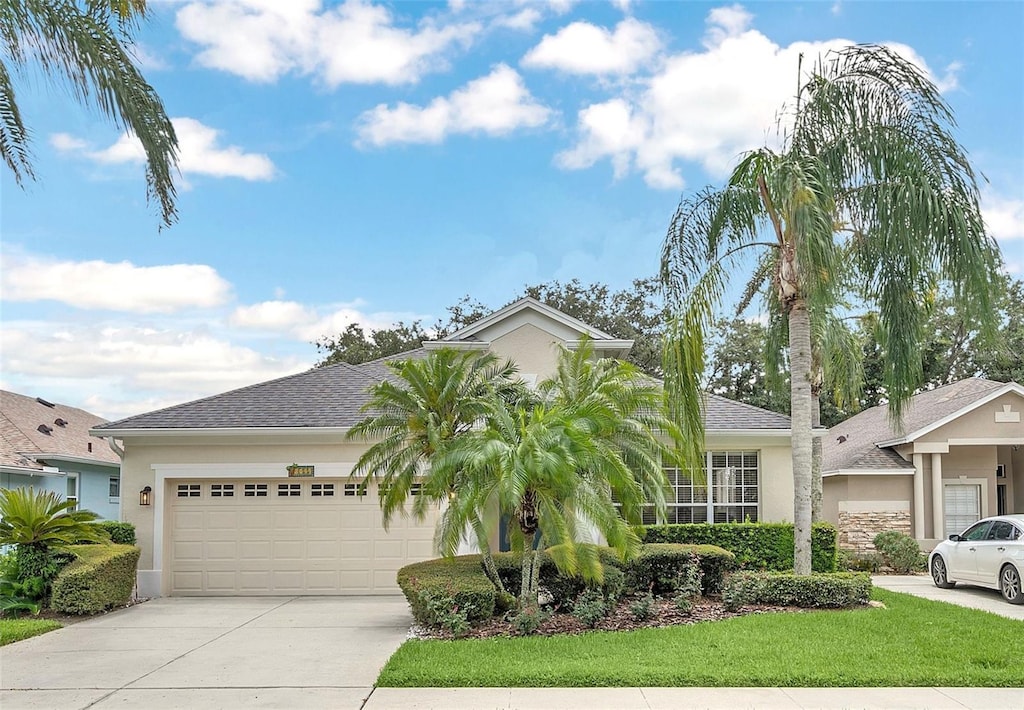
[823, 468, 915, 478]
[876, 382, 1024, 447]
[439, 297, 618, 343]
[1, 464, 64, 477]
[22, 453, 120, 470]
[91, 426, 353, 439]
[422, 340, 491, 351]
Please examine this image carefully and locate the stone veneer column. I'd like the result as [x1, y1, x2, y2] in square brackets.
[913, 453, 925, 538]
[931, 452, 944, 539]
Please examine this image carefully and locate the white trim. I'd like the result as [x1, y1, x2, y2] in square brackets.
[0, 465, 64, 478]
[876, 382, 1024, 447]
[946, 437, 1024, 446]
[565, 339, 634, 356]
[911, 442, 949, 454]
[942, 478, 989, 536]
[440, 297, 618, 342]
[705, 429, 791, 437]
[19, 453, 120, 469]
[822, 468, 914, 477]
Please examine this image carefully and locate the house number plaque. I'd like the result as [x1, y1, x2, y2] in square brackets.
[287, 464, 315, 478]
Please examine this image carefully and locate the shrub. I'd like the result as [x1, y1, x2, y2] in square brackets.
[872, 531, 925, 574]
[397, 556, 497, 626]
[629, 593, 655, 621]
[0, 577, 41, 617]
[510, 605, 549, 635]
[417, 588, 473, 637]
[90, 521, 137, 545]
[492, 546, 627, 607]
[50, 544, 141, 615]
[721, 571, 871, 611]
[571, 588, 608, 628]
[673, 593, 693, 613]
[843, 552, 883, 573]
[644, 522, 838, 573]
[624, 545, 707, 598]
[13, 546, 74, 598]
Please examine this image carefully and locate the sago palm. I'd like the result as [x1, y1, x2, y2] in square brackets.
[347, 348, 522, 594]
[0, 487, 108, 548]
[661, 44, 1002, 574]
[0, 0, 178, 226]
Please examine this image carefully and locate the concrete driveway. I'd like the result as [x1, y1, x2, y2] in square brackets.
[872, 574, 1024, 620]
[1, 596, 412, 710]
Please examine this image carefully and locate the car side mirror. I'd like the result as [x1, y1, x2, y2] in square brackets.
[948, 534, 961, 542]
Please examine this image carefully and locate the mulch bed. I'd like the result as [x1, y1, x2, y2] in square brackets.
[413, 596, 806, 640]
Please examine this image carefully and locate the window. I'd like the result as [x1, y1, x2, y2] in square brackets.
[343, 483, 365, 497]
[277, 483, 301, 497]
[109, 477, 120, 499]
[961, 521, 990, 541]
[176, 483, 201, 498]
[410, 483, 423, 496]
[650, 451, 759, 525]
[311, 483, 335, 497]
[244, 483, 268, 497]
[66, 474, 79, 510]
[211, 483, 234, 497]
[987, 521, 1018, 541]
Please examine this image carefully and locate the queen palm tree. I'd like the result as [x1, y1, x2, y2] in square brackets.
[346, 348, 522, 595]
[661, 44, 1002, 574]
[1, 0, 178, 227]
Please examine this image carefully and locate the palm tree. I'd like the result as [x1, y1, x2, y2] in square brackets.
[346, 348, 523, 595]
[661, 44, 1002, 574]
[1, 0, 178, 227]
[434, 343, 675, 608]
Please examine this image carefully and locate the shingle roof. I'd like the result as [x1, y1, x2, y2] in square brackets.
[1, 390, 119, 470]
[823, 378, 1017, 473]
[94, 348, 790, 433]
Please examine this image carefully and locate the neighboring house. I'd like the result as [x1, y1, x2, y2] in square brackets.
[1, 390, 122, 520]
[93, 298, 794, 599]
[823, 378, 1024, 553]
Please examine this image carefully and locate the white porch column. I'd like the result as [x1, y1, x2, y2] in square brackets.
[931, 452, 944, 539]
[913, 453, 925, 539]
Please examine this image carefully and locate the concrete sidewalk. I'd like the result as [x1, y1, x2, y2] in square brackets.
[364, 687, 1024, 709]
[872, 574, 1024, 620]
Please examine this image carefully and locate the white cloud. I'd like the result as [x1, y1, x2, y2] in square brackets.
[556, 5, 961, 189]
[522, 18, 661, 75]
[49, 133, 88, 152]
[610, 0, 633, 11]
[176, 0, 480, 86]
[495, 8, 543, 32]
[60, 117, 276, 181]
[356, 64, 552, 146]
[0, 250, 232, 313]
[229, 299, 429, 342]
[1, 320, 309, 419]
[983, 192, 1024, 242]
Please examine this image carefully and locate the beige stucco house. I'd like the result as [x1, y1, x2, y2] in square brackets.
[822, 378, 1024, 553]
[93, 298, 794, 598]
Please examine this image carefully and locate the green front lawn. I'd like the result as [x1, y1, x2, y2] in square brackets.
[378, 589, 1024, 687]
[0, 618, 63, 646]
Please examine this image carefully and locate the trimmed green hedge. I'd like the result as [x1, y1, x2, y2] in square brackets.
[643, 522, 838, 573]
[91, 521, 137, 545]
[721, 571, 871, 610]
[627, 543, 735, 595]
[50, 544, 140, 615]
[397, 556, 498, 626]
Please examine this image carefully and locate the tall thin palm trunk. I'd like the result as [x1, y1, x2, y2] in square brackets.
[788, 299, 814, 575]
[811, 383, 823, 524]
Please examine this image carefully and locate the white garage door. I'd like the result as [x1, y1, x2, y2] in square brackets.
[168, 479, 440, 595]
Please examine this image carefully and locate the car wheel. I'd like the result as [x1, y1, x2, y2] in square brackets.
[931, 556, 956, 589]
[1000, 564, 1024, 605]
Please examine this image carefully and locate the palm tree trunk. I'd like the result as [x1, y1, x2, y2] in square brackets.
[519, 547, 541, 607]
[811, 388, 823, 524]
[471, 514, 508, 597]
[788, 299, 814, 575]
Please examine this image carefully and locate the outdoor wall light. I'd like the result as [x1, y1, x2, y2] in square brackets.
[140, 486, 153, 506]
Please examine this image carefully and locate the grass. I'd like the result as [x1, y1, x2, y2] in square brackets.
[0, 618, 63, 646]
[378, 589, 1024, 687]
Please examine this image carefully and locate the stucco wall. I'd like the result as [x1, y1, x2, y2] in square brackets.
[941, 446, 998, 519]
[917, 392, 1024, 444]
[486, 323, 565, 381]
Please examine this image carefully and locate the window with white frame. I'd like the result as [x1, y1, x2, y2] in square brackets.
[109, 477, 120, 499]
[66, 474, 79, 510]
[647, 451, 759, 525]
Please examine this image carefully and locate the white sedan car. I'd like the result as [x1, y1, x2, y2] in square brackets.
[929, 514, 1024, 604]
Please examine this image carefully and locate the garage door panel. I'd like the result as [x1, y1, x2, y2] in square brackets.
[169, 478, 440, 595]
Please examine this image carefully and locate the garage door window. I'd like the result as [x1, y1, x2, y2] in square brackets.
[277, 483, 301, 497]
[244, 483, 268, 497]
[177, 483, 201, 498]
[211, 483, 234, 497]
[311, 483, 335, 497]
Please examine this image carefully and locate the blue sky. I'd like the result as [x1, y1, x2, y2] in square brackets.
[2, 0, 1022, 420]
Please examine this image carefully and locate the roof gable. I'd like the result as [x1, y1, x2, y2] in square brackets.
[438, 297, 619, 344]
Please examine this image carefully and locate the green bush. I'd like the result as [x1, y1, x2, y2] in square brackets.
[624, 545, 704, 596]
[721, 571, 871, 611]
[643, 522, 838, 573]
[492, 546, 627, 607]
[397, 556, 497, 626]
[571, 588, 608, 627]
[629, 593, 655, 620]
[13, 546, 73, 598]
[88, 521, 137, 545]
[50, 545, 140, 615]
[872, 531, 925, 574]
[510, 605, 549, 635]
